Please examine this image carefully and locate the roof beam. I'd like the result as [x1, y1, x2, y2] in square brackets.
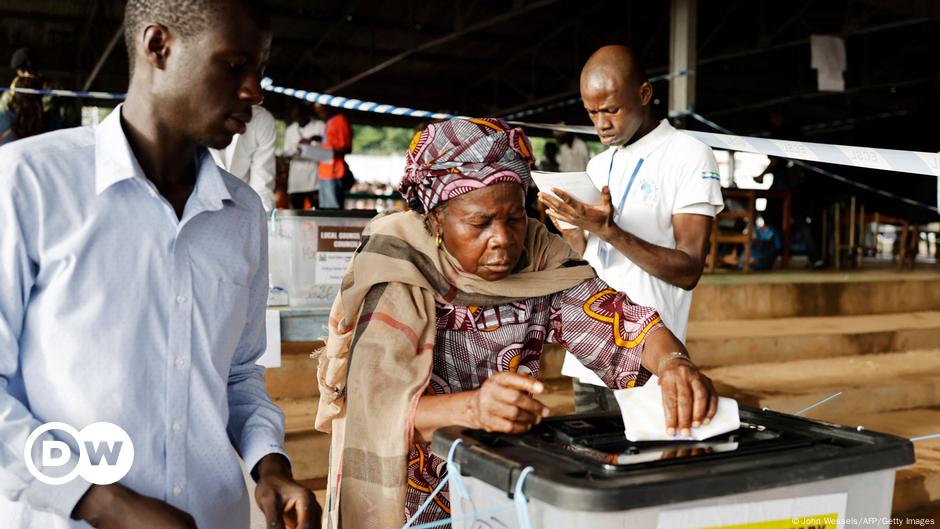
[324, 0, 564, 93]
[706, 76, 931, 119]
[698, 17, 927, 68]
[82, 24, 123, 91]
[465, 1, 603, 92]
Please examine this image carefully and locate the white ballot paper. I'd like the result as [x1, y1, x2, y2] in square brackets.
[614, 376, 740, 441]
[299, 144, 334, 163]
[531, 171, 601, 229]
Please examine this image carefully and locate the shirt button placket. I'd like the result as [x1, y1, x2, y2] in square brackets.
[166, 237, 193, 506]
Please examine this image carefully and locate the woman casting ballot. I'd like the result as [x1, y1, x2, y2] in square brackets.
[315, 118, 719, 528]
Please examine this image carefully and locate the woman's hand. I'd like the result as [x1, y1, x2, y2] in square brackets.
[469, 372, 549, 434]
[658, 357, 718, 437]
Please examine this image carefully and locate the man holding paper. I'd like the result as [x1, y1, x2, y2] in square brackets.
[540, 45, 724, 412]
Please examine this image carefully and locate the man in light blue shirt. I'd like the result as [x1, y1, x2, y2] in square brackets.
[0, 1, 318, 528]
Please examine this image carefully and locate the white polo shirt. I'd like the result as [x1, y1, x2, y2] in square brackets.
[562, 119, 724, 385]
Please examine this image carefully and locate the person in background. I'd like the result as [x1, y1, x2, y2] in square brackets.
[1, 48, 38, 114]
[283, 103, 324, 209]
[2, 48, 77, 131]
[0, 74, 44, 146]
[540, 45, 723, 412]
[539, 141, 561, 171]
[749, 216, 782, 270]
[209, 104, 277, 212]
[529, 141, 561, 233]
[756, 106, 824, 269]
[314, 103, 353, 209]
[0, 0, 318, 527]
[554, 129, 591, 172]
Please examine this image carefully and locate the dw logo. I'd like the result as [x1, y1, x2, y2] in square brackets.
[23, 422, 134, 486]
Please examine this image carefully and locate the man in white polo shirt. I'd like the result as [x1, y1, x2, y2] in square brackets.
[541, 45, 723, 411]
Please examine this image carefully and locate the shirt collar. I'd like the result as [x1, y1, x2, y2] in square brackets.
[94, 104, 144, 195]
[191, 149, 235, 212]
[95, 104, 236, 209]
[613, 119, 674, 160]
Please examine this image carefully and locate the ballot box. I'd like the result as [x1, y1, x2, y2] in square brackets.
[432, 406, 914, 529]
[268, 210, 375, 308]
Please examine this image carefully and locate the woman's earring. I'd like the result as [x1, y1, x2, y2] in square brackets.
[435, 233, 443, 248]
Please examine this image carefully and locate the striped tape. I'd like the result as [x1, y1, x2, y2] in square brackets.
[512, 117, 940, 213]
[9, 77, 936, 213]
[0, 86, 125, 100]
[263, 72, 688, 122]
[261, 77, 456, 120]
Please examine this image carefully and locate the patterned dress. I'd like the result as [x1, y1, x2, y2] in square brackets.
[404, 277, 662, 523]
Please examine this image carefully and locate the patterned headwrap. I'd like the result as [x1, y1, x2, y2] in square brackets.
[399, 117, 534, 214]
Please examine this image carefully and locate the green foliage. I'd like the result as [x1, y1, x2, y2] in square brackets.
[530, 136, 548, 162]
[352, 124, 419, 155]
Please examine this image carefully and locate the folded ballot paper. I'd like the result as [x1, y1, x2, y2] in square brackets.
[299, 144, 334, 163]
[530, 171, 601, 230]
[613, 376, 740, 442]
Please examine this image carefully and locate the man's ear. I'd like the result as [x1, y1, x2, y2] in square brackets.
[639, 81, 653, 106]
[141, 23, 172, 70]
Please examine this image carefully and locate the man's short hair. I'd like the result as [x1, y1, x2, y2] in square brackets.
[10, 47, 32, 71]
[629, 53, 649, 86]
[123, 0, 235, 75]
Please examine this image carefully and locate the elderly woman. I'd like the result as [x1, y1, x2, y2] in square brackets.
[315, 118, 718, 528]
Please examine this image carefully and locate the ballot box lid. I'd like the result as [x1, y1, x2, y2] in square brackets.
[273, 209, 377, 219]
[431, 406, 914, 511]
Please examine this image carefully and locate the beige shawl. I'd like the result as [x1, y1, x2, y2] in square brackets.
[316, 210, 595, 528]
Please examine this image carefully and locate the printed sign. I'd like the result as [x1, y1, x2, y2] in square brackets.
[314, 225, 363, 285]
[317, 226, 364, 253]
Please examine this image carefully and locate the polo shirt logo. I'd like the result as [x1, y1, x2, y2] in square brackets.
[638, 178, 658, 205]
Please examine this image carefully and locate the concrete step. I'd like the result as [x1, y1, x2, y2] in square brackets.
[687, 311, 940, 367]
[704, 350, 940, 421]
[691, 270, 940, 321]
[810, 408, 940, 515]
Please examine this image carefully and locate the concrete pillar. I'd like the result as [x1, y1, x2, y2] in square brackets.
[669, 0, 697, 123]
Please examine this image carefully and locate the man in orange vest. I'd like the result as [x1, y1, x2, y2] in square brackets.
[314, 103, 353, 209]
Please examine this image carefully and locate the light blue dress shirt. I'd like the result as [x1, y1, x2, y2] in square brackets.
[0, 106, 288, 529]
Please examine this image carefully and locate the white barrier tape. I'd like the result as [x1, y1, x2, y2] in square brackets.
[262, 77, 456, 120]
[681, 111, 940, 214]
[511, 118, 940, 178]
[511, 118, 940, 213]
[266, 70, 687, 122]
[0, 86, 126, 100]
